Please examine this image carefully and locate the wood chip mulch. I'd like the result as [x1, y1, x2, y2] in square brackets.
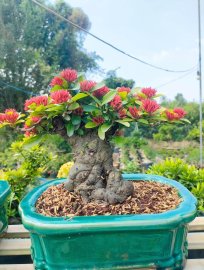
[35, 181, 182, 217]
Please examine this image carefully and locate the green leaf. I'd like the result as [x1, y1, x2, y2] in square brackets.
[66, 122, 74, 137]
[119, 117, 133, 122]
[101, 90, 117, 105]
[63, 114, 71, 121]
[77, 73, 85, 82]
[71, 93, 88, 102]
[68, 102, 80, 110]
[115, 120, 130, 127]
[98, 123, 112, 140]
[22, 135, 44, 149]
[131, 87, 142, 94]
[138, 119, 148, 124]
[71, 115, 81, 125]
[45, 104, 64, 112]
[77, 129, 84, 136]
[91, 81, 105, 92]
[98, 126, 105, 140]
[88, 93, 102, 106]
[182, 118, 191, 124]
[83, 105, 98, 112]
[50, 85, 62, 92]
[100, 123, 112, 133]
[85, 122, 97, 128]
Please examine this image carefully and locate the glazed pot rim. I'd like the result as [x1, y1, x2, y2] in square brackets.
[19, 174, 197, 233]
[0, 180, 11, 205]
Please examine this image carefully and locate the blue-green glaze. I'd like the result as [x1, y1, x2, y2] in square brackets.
[19, 174, 197, 270]
[0, 180, 11, 233]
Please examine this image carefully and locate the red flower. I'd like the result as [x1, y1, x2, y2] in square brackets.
[165, 108, 186, 121]
[93, 86, 109, 98]
[73, 107, 83, 116]
[24, 96, 48, 111]
[0, 114, 6, 123]
[165, 110, 176, 121]
[142, 99, 160, 114]
[50, 77, 64, 87]
[110, 95, 122, 111]
[50, 90, 71, 104]
[25, 129, 37, 137]
[92, 116, 104, 126]
[117, 87, 131, 93]
[31, 116, 42, 124]
[80, 80, 96, 92]
[118, 108, 127, 119]
[141, 87, 157, 98]
[60, 68, 77, 82]
[129, 106, 140, 118]
[4, 109, 19, 124]
[173, 108, 187, 119]
[24, 124, 30, 129]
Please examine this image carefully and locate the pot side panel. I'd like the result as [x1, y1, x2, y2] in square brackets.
[30, 229, 180, 269]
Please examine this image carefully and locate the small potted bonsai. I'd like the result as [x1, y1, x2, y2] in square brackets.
[0, 68, 197, 269]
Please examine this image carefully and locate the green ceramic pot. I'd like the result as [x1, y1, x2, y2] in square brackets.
[19, 174, 197, 270]
[0, 180, 11, 234]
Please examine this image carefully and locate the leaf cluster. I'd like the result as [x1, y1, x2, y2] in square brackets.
[147, 158, 204, 212]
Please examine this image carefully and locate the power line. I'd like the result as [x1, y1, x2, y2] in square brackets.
[0, 80, 35, 96]
[31, 0, 196, 74]
[156, 67, 197, 89]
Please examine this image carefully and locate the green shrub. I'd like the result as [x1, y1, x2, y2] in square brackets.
[147, 158, 204, 211]
[122, 161, 140, 174]
[2, 141, 52, 219]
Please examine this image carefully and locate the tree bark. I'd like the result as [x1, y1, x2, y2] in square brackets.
[52, 117, 134, 204]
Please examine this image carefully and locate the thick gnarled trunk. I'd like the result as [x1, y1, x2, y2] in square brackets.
[65, 132, 134, 204]
[53, 117, 134, 204]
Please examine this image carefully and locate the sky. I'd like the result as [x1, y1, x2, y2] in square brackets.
[64, 0, 203, 101]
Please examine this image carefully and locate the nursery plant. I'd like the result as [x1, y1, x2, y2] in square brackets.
[148, 158, 204, 212]
[0, 68, 196, 270]
[0, 141, 51, 220]
[0, 68, 188, 204]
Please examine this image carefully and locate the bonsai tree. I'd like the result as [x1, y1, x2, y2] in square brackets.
[0, 68, 188, 204]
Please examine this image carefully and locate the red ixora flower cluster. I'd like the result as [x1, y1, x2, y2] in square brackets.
[129, 106, 140, 119]
[31, 116, 42, 124]
[110, 95, 123, 111]
[141, 87, 157, 98]
[50, 90, 72, 104]
[93, 86, 109, 98]
[24, 128, 37, 137]
[92, 116, 104, 125]
[118, 108, 127, 119]
[60, 68, 77, 82]
[142, 99, 160, 114]
[50, 69, 78, 87]
[165, 108, 187, 121]
[80, 80, 96, 92]
[117, 87, 131, 93]
[0, 109, 19, 124]
[24, 96, 48, 111]
[50, 77, 64, 87]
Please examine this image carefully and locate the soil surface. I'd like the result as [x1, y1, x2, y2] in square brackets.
[36, 181, 182, 217]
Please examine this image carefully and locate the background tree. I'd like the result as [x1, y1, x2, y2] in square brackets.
[0, 0, 100, 111]
[105, 70, 135, 89]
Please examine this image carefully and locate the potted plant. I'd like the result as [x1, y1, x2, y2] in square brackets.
[0, 180, 11, 233]
[0, 68, 197, 269]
